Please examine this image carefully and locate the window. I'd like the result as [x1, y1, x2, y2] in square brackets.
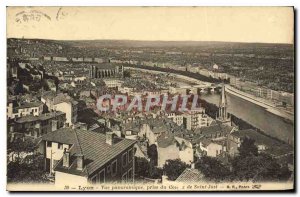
[47, 142, 52, 147]
[122, 153, 127, 167]
[91, 175, 97, 184]
[122, 172, 127, 183]
[128, 168, 133, 182]
[58, 143, 63, 150]
[107, 164, 111, 173]
[111, 160, 117, 176]
[98, 169, 105, 184]
[128, 149, 133, 163]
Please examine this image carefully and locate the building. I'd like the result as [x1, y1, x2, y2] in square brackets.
[103, 79, 123, 89]
[7, 101, 44, 119]
[205, 140, 227, 157]
[89, 63, 124, 79]
[174, 136, 194, 165]
[41, 92, 78, 126]
[8, 111, 66, 138]
[41, 128, 136, 185]
[156, 135, 180, 168]
[183, 112, 209, 130]
[216, 85, 231, 126]
[166, 112, 184, 126]
[227, 129, 292, 157]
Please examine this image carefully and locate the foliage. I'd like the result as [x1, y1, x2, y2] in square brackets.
[230, 138, 292, 182]
[195, 156, 231, 182]
[163, 159, 189, 181]
[231, 153, 292, 182]
[135, 157, 163, 179]
[147, 144, 158, 166]
[8, 138, 37, 156]
[238, 137, 258, 157]
[7, 154, 49, 183]
[123, 70, 131, 78]
[135, 157, 150, 178]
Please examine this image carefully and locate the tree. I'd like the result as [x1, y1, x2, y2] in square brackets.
[147, 144, 158, 166]
[123, 70, 131, 78]
[163, 159, 189, 181]
[231, 153, 292, 182]
[135, 157, 163, 179]
[238, 137, 258, 158]
[135, 157, 150, 178]
[195, 156, 231, 182]
[7, 154, 49, 183]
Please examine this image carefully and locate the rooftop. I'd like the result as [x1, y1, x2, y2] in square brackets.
[175, 168, 205, 183]
[15, 111, 65, 123]
[42, 91, 78, 105]
[15, 101, 43, 109]
[91, 63, 118, 70]
[195, 123, 234, 136]
[42, 128, 136, 176]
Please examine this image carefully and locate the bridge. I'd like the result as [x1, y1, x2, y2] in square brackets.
[170, 84, 223, 95]
[125, 66, 223, 95]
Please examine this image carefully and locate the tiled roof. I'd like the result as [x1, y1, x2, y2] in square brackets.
[42, 92, 78, 105]
[16, 111, 65, 123]
[15, 101, 43, 109]
[42, 128, 136, 176]
[157, 134, 177, 148]
[195, 123, 233, 136]
[91, 63, 118, 70]
[175, 168, 205, 183]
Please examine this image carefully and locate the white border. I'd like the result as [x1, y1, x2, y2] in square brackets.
[1, 0, 298, 196]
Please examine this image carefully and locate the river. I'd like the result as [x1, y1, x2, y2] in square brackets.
[131, 67, 294, 145]
[200, 92, 294, 145]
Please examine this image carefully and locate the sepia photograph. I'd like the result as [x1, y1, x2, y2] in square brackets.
[5, 6, 295, 191]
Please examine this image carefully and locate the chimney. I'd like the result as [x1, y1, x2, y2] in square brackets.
[106, 131, 114, 145]
[106, 119, 111, 129]
[76, 154, 84, 171]
[51, 120, 58, 131]
[113, 130, 122, 138]
[191, 162, 195, 169]
[63, 148, 70, 168]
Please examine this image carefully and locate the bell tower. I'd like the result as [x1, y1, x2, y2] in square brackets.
[216, 84, 231, 126]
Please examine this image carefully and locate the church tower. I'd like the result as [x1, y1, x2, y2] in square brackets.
[216, 84, 231, 126]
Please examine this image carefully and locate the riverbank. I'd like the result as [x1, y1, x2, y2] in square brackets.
[225, 85, 294, 123]
[126, 65, 294, 123]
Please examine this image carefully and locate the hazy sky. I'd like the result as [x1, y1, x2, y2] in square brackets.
[7, 7, 294, 44]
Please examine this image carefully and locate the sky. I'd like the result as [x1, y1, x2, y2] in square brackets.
[7, 7, 294, 44]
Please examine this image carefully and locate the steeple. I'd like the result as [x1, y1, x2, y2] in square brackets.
[217, 84, 231, 125]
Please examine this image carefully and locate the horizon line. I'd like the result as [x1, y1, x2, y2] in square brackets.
[6, 37, 294, 45]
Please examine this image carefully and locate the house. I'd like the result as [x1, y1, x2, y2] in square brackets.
[205, 139, 227, 157]
[183, 112, 209, 130]
[9, 111, 66, 138]
[138, 119, 168, 145]
[156, 134, 180, 168]
[103, 79, 123, 89]
[195, 123, 236, 139]
[41, 92, 78, 126]
[174, 136, 194, 165]
[166, 112, 184, 126]
[7, 101, 44, 119]
[41, 128, 136, 185]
